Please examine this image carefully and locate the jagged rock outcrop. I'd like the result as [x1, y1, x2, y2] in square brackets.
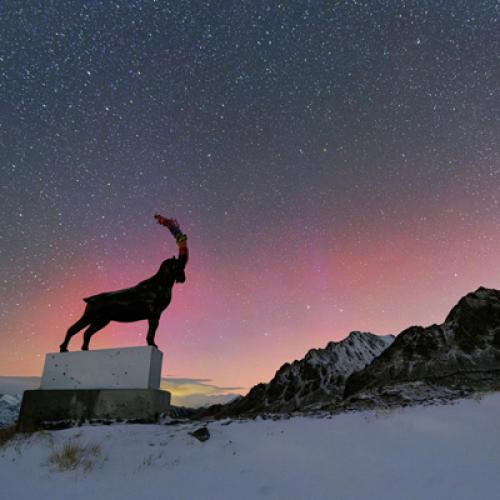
[201, 332, 393, 417]
[344, 287, 500, 399]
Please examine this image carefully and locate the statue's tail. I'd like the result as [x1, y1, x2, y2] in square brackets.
[83, 294, 103, 303]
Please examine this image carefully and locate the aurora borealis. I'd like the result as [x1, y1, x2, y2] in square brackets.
[1, 1, 499, 396]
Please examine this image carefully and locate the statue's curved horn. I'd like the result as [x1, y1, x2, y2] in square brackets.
[154, 214, 188, 266]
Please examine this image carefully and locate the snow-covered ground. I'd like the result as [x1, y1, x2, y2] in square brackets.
[1, 393, 499, 500]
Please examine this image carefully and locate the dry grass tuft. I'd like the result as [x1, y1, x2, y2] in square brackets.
[471, 390, 486, 403]
[48, 440, 101, 472]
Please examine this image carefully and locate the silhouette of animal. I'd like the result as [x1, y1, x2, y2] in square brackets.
[59, 216, 188, 352]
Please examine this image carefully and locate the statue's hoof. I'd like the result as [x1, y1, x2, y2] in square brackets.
[59, 346, 68, 353]
[147, 343, 158, 349]
[81, 346, 89, 351]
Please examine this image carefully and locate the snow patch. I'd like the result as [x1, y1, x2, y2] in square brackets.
[1, 393, 499, 500]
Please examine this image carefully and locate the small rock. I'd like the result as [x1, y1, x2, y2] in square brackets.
[190, 427, 210, 442]
[163, 419, 184, 426]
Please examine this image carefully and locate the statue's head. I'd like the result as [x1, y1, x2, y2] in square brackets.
[159, 257, 185, 283]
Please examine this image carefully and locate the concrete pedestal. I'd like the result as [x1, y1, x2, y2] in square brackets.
[17, 389, 170, 432]
[41, 346, 163, 390]
[18, 347, 171, 431]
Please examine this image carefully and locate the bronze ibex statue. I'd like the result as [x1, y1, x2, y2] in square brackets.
[59, 215, 188, 352]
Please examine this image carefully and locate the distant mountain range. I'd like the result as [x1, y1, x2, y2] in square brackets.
[200, 287, 500, 417]
[0, 375, 239, 413]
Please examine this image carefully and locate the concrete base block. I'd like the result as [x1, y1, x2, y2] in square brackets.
[41, 347, 163, 390]
[17, 389, 171, 432]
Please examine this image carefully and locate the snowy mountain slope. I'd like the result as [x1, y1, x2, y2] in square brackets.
[1, 393, 499, 500]
[345, 287, 500, 400]
[203, 332, 394, 416]
[0, 394, 22, 428]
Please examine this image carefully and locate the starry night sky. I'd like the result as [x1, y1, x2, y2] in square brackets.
[1, 1, 499, 392]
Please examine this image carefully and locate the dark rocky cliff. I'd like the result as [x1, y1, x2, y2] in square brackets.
[344, 287, 500, 399]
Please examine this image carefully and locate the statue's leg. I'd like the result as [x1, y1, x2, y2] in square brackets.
[81, 319, 110, 351]
[146, 318, 159, 348]
[60, 316, 91, 352]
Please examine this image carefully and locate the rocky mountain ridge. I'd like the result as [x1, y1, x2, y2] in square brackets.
[344, 287, 500, 404]
[201, 287, 500, 418]
[200, 331, 393, 417]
